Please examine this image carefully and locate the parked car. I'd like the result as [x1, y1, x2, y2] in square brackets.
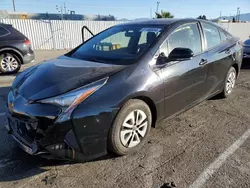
[0, 23, 34, 73]
[243, 38, 250, 59]
[6, 18, 243, 162]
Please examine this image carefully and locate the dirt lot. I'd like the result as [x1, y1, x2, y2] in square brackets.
[0, 51, 250, 188]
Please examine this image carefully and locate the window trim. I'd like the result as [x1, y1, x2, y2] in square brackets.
[200, 22, 223, 51]
[0, 26, 10, 37]
[159, 22, 204, 58]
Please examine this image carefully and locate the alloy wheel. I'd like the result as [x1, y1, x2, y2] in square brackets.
[226, 71, 236, 94]
[120, 109, 148, 148]
[0, 54, 19, 72]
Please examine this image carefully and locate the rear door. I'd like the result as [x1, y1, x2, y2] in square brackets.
[158, 22, 209, 118]
[201, 22, 236, 95]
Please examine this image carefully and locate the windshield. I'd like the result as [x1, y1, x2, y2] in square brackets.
[68, 25, 165, 65]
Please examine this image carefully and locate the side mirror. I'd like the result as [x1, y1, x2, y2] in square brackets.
[156, 52, 169, 65]
[168, 48, 194, 61]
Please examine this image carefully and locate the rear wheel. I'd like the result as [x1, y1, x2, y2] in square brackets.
[0, 52, 21, 73]
[220, 67, 237, 98]
[108, 99, 152, 156]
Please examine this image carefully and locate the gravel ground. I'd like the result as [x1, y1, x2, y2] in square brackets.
[0, 52, 250, 188]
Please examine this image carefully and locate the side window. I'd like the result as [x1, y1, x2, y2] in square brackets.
[219, 30, 227, 42]
[202, 23, 221, 49]
[165, 23, 202, 55]
[0, 26, 10, 37]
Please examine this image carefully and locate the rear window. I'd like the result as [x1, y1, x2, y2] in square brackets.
[0, 26, 10, 37]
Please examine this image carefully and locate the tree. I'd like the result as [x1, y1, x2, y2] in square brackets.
[155, 10, 174, 18]
[232, 17, 236, 23]
[197, 15, 207, 20]
[202, 15, 207, 20]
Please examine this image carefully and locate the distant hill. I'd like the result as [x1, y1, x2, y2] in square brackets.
[220, 13, 250, 21]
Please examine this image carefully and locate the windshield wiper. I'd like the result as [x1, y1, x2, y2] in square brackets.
[86, 58, 109, 63]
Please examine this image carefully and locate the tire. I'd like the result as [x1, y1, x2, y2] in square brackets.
[108, 99, 152, 156]
[0, 52, 21, 74]
[220, 66, 237, 98]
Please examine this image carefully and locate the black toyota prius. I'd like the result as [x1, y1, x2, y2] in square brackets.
[6, 19, 243, 162]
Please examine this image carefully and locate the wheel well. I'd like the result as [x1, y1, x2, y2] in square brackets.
[232, 63, 239, 77]
[134, 96, 157, 128]
[0, 50, 23, 64]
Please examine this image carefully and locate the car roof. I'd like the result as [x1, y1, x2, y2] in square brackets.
[119, 18, 226, 29]
[118, 18, 229, 34]
[119, 18, 203, 26]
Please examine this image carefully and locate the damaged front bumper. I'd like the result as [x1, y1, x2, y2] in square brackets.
[5, 121, 38, 155]
[5, 100, 83, 162]
[5, 113, 84, 161]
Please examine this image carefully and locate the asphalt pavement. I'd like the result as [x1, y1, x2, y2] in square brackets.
[0, 52, 250, 188]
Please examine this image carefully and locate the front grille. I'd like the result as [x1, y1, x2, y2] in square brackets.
[9, 116, 38, 145]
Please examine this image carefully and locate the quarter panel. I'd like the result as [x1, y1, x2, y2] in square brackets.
[205, 41, 238, 95]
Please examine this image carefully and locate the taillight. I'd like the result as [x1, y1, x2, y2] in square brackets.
[24, 39, 31, 46]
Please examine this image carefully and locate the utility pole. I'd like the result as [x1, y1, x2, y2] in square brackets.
[238, 9, 240, 22]
[56, 5, 64, 20]
[236, 7, 240, 22]
[12, 0, 16, 11]
[156, 2, 160, 14]
[220, 11, 222, 20]
[64, 2, 67, 15]
[150, 7, 152, 19]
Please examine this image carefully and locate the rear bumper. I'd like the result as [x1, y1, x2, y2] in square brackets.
[23, 52, 35, 64]
[243, 47, 250, 59]
[243, 54, 250, 59]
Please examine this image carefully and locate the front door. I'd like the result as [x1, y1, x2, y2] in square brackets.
[158, 22, 209, 118]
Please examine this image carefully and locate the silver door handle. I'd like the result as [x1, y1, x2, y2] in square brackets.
[199, 59, 208, 66]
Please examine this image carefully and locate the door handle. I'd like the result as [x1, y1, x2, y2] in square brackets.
[225, 49, 231, 54]
[199, 59, 208, 66]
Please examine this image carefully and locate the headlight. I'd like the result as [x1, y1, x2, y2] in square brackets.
[38, 77, 108, 114]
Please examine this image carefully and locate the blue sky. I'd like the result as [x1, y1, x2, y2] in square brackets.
[0, 0, 249, 19]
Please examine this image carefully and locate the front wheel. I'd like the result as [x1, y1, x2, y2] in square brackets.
[108, 99, 152, 156]
[220, 67, 237, 98]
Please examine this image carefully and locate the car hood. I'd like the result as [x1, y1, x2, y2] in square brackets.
[12, 56, 126, 100]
